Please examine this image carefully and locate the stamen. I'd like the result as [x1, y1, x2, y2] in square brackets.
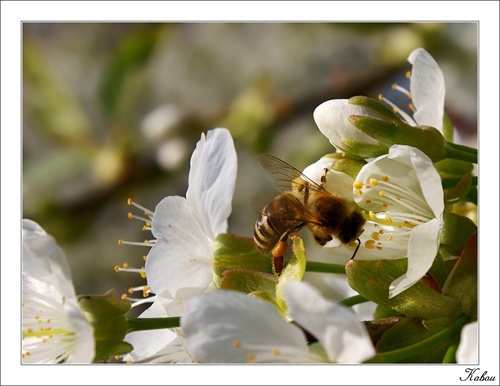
[369, 178, 378, 186]
[382, 176, 389, 182]
[233, 340, 242, 348]
[127, 198, 154, 218]
[391, 83, 412, 99]
[273, 348, 281, 356]
[118, 239, 155, 247]
[128, 212, 152, 226]
[353, 181, 363, 189]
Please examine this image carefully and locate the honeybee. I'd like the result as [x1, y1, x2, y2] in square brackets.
[252, 155, 365, 261]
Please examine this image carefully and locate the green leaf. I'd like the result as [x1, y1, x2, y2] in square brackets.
[23, 38, 93, 143]
[346, 259, 461, 320]
[213, 233, 273, 278]
[99, 26, 162, 118]
[442, 233, 477, 319]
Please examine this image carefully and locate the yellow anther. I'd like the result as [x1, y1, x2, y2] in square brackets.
[408, 103, 415, 111]
[366, 199, 372, 204]
[121, 293, 127, 300]
[371, 232, 380, 241]
[365, 240, 376, 249]
[405, 70, 411, 78]
[118, 240, 124, 246]
[387, 236, 393, 241]
[128, 287, 134, 294]
[114, 265, 121, 272]
[273, 349, 281, 356]
[385, 215, 393, 223]
[247, 353, 256, 363]
[378, 93, 383, 101]
[376, 246, 383, 251]
[140, 271, 147, 279]
[369, 178, 378, 186]
[122, 262, 129, 269]
[142, 286, 150, 297]
[127, 198, 133, 205]
[355, 189, 363, 196]
[127, 212, 133, 219]
[391, 83, 397, 90]
[233, 340, 242, 348]
[353, 181, 363, 189]
[382, 176, 389, 182]
[378, 191, 384, 197]
[369, 211, 377, 221]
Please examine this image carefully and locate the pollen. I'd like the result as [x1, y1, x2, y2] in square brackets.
[371, 232, 380, 241]
[382, 176, 389, 182]
[366, 199, 372, 204]
[378, 191, 384, 197]
[233, 340, 242, 348]
[353, 181, 363, 189]
[382, 203, 388, 208]
[365, 240, 376, 249]
[369, 178, 378, 186]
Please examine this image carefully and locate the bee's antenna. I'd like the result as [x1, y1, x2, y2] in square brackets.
[350, 238, 361, 260]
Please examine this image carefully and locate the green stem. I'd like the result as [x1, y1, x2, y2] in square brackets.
[447, 141, 478, 156]
[305, 261, 346, 274]
[442, 335, 460, 363]
[446, 143, 477, 164]
[339, 295, 368, 307]
[126, 316, 181, 333]
[364, 314, 470, 363]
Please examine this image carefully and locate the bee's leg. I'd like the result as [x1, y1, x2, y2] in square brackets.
[271, 240, 287, 277]
[350, 238, 361, 260]
[320, 167, 329, 186]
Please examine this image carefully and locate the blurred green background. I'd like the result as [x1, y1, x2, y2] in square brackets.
[22, 23, 477, 302]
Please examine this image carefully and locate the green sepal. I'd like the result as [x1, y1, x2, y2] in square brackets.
[329, 156, 366, 180]
[346, 259, 461, 320]
[348, 95, 402, 122]
[78, 290, 132, 362]
[375, 316, 456, 363]
[441, 111, 454, 142]
[213, 233, 273, 278]
[441, 233, 477, 319]
[275, 236, 307, 312]
[443, 173, 472, 205]
[348, 115, 449, 162]
[220, 268, 276, 296]
[440, 213, 477, 256]
[339, 137, 389, 159]
[435, 157, 473, 178]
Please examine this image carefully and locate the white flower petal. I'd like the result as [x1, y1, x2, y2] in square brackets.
[408, 48, 446, 130]
[302, 156, 356, 201]
[313, 99, 384, 150]
[456, 321, 478, 364]
[22, 220, 94, 363]
[388, 145, 444, 220]
[284, 281, 375, 363]
[389, 218, 443, 298]
[182, 290, 323, 363]
[187, 128, 237, 239]
[147, 196, 214, 297]
[22, 219, 75, 298]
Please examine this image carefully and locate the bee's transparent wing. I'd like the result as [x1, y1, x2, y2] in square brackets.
[257, 154, 324, 192]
